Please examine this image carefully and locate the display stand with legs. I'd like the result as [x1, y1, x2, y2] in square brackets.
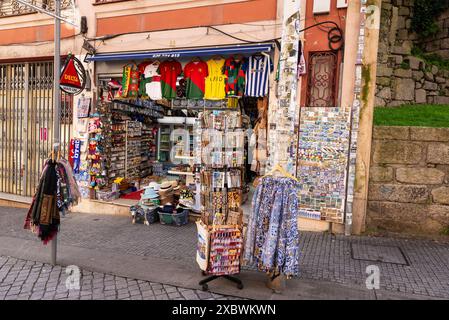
[199, 272, 244, 291]
[195, 107, 245, 291]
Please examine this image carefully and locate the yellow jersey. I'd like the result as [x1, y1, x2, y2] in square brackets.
[204, 58, 226, 100]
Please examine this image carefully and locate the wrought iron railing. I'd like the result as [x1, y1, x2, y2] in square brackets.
[0, 0, 72, 18]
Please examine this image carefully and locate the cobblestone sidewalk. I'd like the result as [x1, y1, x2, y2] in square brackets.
[0, 256, 241, 301]
[1, 207, 449, 299]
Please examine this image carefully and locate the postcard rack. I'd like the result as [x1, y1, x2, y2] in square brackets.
[196, 109, 246, 291]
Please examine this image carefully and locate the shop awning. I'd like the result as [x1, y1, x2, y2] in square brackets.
[87, 43, 274, 62]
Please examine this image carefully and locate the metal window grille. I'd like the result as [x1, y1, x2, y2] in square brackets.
[0, 61, 73, 196]
[306, 51, 338, 108]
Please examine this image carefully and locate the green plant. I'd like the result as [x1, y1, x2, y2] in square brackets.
[412, 0, 449, 39]
[411, 46, 449, 71]
[400, 61, 410, 70]
[441, 226, 449, 236]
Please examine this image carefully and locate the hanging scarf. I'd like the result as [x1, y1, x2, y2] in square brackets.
[24, 158, 81, 244]
[243, 176, 301, 277]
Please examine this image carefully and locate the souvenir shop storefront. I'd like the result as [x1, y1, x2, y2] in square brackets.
[68, 31, 361, 289]
[71, 43, 275, 225]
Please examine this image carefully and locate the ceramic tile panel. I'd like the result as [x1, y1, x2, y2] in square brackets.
[296, 107, 351, 224]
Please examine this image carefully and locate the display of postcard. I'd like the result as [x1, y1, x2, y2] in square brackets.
[212, 112, 225, 131]
[76, 118, 89, 134]
[212, 171, 225, 188]
[77, 97, 91, 118]
[225, 131, 244, 150]
[225, 151, 244, 167]
[225, 113, 240, 130]
[211, 151, 224, 167]
[226, 171, 241, 188]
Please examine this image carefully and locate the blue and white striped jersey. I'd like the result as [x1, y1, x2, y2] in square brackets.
[245, 54, 273, 97]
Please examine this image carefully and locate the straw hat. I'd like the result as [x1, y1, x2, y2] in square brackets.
[160, 193, 174, 202]
[160, 181, 172, 190]
[171, 180, 180, 191]
[159, 185, 173, 196]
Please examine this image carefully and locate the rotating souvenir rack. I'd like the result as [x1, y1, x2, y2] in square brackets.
[196, 107, 245, 291]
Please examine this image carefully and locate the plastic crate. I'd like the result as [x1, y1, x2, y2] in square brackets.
[158, 208, 189, 226]
[173, 208, 189, 226]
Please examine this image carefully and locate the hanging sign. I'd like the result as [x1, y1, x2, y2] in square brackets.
[73, 139, 82, 174]
[60, 55, 86, 95]
[69, 139, 82, 174]
[69, 139, 75, 167]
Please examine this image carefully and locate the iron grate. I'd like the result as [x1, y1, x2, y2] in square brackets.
[351, 244, 409, 266]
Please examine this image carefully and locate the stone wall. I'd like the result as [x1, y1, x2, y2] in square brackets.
[368, 126, 449, 236]
[376, 0, 449, 106]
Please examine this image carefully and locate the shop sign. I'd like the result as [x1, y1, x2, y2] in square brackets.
[40, 128, 48, 141]
[60, 55, 86, 95]
[150, 53, 181, 59]
[73, 139, 82, 174]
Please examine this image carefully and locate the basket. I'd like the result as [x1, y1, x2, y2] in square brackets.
[143, 206, 159, 225]
[130, 205, 145, 224]
[159, 208, 189, 226]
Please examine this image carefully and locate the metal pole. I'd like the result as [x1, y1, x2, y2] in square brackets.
[51, 0, 61, 266]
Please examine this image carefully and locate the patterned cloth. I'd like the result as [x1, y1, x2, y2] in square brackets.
[244, 176, 300, 277]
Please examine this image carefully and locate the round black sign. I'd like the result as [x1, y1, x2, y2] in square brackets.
[60, 55, 87, 95]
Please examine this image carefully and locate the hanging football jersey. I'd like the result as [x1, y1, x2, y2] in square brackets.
[204, 58, 226, 100]
[245, 55, 273, 97]
[144, 61, 163, 100]
[159, 60, 182, 100]
[184, 60, 209, 99]
[224, 56, 247, 97]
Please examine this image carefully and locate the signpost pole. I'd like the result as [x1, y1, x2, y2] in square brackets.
[51, 0, 61, 266]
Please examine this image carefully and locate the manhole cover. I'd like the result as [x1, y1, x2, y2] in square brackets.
[351, 244, 408, 265]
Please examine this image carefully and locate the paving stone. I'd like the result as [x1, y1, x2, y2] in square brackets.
[2, 207, 449, 300]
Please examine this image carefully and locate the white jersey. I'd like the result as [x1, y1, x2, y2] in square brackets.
[144, 61, 163, 100]
[245, 55, 272, 97]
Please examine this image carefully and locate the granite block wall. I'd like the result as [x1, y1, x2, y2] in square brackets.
[376, 0, 449, 106]
[368, 126, 449, 235]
